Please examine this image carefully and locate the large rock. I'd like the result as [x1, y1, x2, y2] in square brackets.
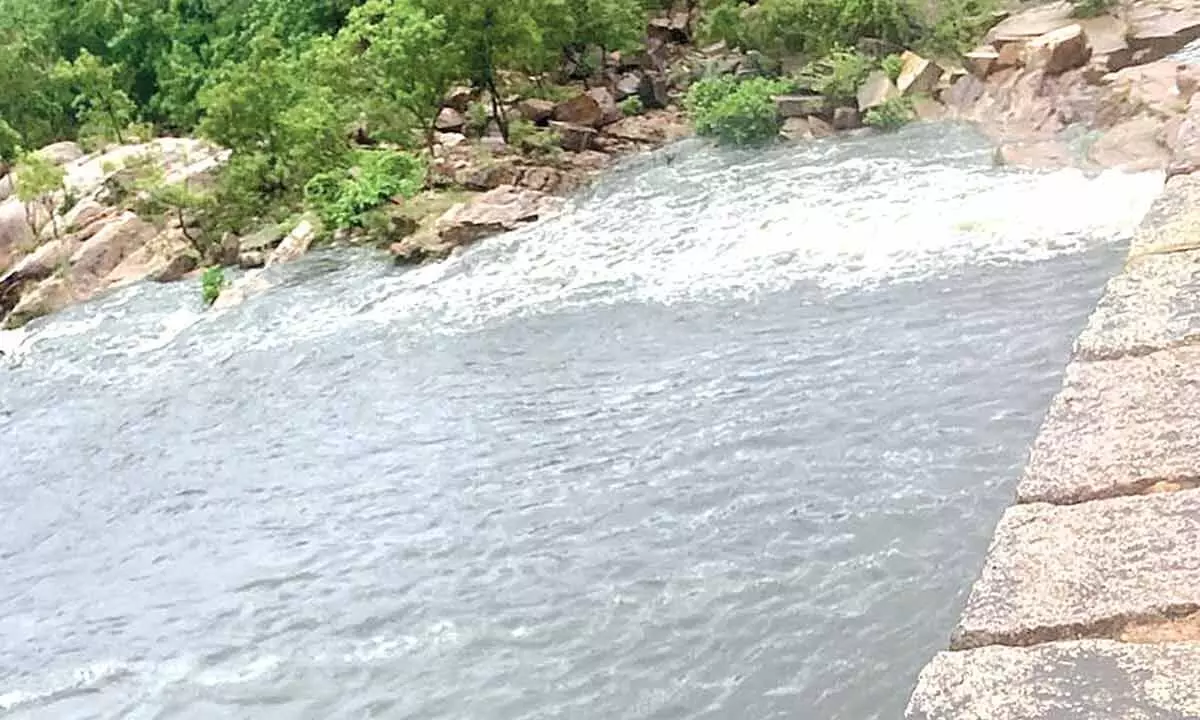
[435, 107, 465, 133]
[586, 87, 622, 126]
[1076, 249, 1200, 361]
[1023, 24, 1091, 75]
[1127, 2, 1200, 65]
[443, 86, 473, 113]
[987, 1, 1074, 43]
[266, 219, 316, 266]
[103, 229, 200, 286]
[549, 121, 598, 152]
[615, 73, 643, 100]
[951, 489, 1200, 650]
[34, 141, 83, 166]
[638, 73, 670, 109]
[1088, 116, 1171, 170]
[774, 94, 828, 118]
[856, 71, 900, 111]
[68, 211, 157, 285]
[0, 198, 33, 272]
[832, 106, 862, 130]
[1018, 347, 1200, 504]
[964, 46, 1000, 78]
[456, 160, 520, 191]
[896, 51, 943, 95]
[602, 111, 691, 144]
[780, 117, 814, 141]
[434, 185, 560, 249]
[552, 94, 604, 127]
[516, 98, 556, 124]
[4, 277, 74, 328]
[907, 640, 1200, 720]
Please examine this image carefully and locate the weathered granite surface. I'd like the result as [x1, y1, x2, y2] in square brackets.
[951, 489, 1200, 650]
[907, 640, 1200, 720]
[1128, 174, 1200, 258]
[1075, 249, 1200, 360]
[1018, 347, 1200, 504]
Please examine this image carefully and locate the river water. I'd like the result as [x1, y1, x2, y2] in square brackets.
[0, 124, 1162, 719]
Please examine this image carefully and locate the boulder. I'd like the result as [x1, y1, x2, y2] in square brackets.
[808, 116, 835, 138]
[856, 71, 900, 111]
[239, 225, 285, 256]
[34, 141, 84, 166]
[638, 73, 671, 109]
[552, 94, 604, 127]
[896, 51, 943, 95]
[435, 185, 560, 248]
[780, 117, 814, 140]
[68, 212, 157, 285]
[0, 198, 33, 272]
[456, 160, 520, 191]
[774, 94, 828, 118]
[832, 106, 862, 130]
[615, 73, 643, 100]
[602, 111, 691, 144]
[1088, 116, 1171, 170]
[516, 98, 556, 124]
[444, 85, 473, 113]
[0, 173, 12, 203]
[964, 46, 1000, 78]
[994, 40, 1026, 69]
[1023, 24, 1091, 75]
[4, 277, 73, 329]
[549, 121, 598, 152]
[238, 250, 266, 269]
[586, 87, 622, 126]
[987, 1, 1074, 43]
[266, 218, 316, 266]
[435, 107, 466, 133]
[103, 229, 200, 286]
[519, 166, 563, 193]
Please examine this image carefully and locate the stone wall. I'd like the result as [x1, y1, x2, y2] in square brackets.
[905, 173, 1200, 719]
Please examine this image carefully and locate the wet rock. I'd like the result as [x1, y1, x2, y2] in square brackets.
[516, 98, 556, 125]
[4, 277, 73, 328]
[993, 138, 1074, 168]
[1127, 2, 1200, 65]
[435, 185, 560, 249]
[832, 106, 862, 130]
[896, 50, 943, 95]
[856, 70, 900, 111]
[1088, 116, 1171, 170]
[1018, 347, 1200, 505]
[907, 640, 1200, 720]
[808, 116, 835, 138]
[519, 166, 562, 193]
[435, 107, 466, 133]
[238, 250, 266, 269]
[549, 121, 598, 152]
[780, 117, 814, 140]
[1023, 24, 1091, 75]
[775, 94, 828, 118]
[911, 96, 946, 122]
[602, 111, 690, 144]
[552, 94, 603, 127]
[266, 219, 316, 266]
[1076, 249, 1200, 361]
[216, 232, 241, 266]
[952, 489, 1200, 650]
[238, 225, 284, 256]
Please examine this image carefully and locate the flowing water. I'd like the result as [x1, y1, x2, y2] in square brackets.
[0, 124, 1163, 720]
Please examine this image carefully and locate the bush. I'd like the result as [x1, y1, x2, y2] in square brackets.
[795, 48, 875, 102]
[201, 266, 225, 306]
[863, 96, 914, 131]
[745, 0, 921, 56]
[684, 76, 793, 145]
[1071, 0, 1113, 17]
[304, 149, 426, 229]
[917, 0, 998, 55]
[619, 96, 644, 116]
[465, 101, 491, 137]
[881, 53, 904, 82]
[508, 118, 562, 157]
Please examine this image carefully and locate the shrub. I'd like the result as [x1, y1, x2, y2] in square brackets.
[881, 53, 904, 82]
[465, 101, 491, 137]
[917, 0, 999, 55]
[14, 152, 67, 239]
[684, 76, 793, 145]
[863, 96, 914, 131]
[508, 119, 561, 158]
[619, 96, 644, 116]
[304, 149, 426, 229]
[795, 48, 875, 102]
[698, 0, 747, 48]
[745, 0, 921, 56]
[201, 266, 225, 306]
[1071, 0, 1113, 17]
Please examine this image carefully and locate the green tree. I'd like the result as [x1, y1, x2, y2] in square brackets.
[14, 151, 67, 239]
[53, 49, 136, 144]
[330, 0, 466, 146]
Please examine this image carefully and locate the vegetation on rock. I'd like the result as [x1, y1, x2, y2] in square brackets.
[863, 96, 915, 131]
[201, 266, 225, 306]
